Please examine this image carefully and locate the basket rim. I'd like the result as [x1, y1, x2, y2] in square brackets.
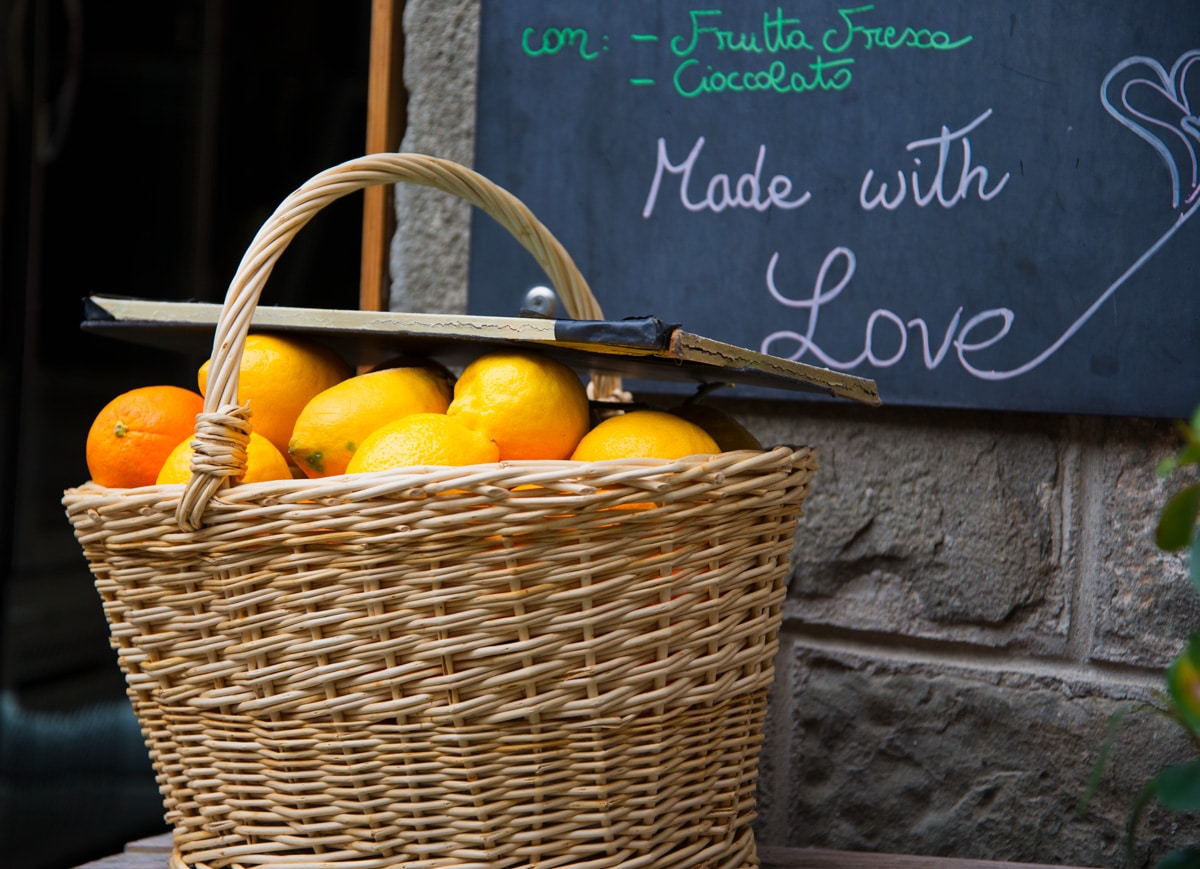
[65, 444, 817, 502]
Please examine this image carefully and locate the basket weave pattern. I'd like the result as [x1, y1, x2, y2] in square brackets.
[63, 154, 819, 869]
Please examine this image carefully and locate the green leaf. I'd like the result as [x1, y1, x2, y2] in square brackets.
[1178, 443, 1200, 468]
[1158, 485, 1200, 551]
[1157, 847, 1200, 869]
[1190, 405, 1200, 438]
[1156, 760, 1200, 811]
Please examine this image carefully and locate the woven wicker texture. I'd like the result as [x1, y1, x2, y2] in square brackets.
[63, 154, 819, 869]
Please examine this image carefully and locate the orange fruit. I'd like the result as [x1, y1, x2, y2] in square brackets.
[346, 413, 500, 473]
[85, 385, 205, 488]
[197, 333, 352, 457]
[156, 431, 292, 485]
[446, 350, 589, 460]
[570, 410, 720, 462]
[669, 403, 762, 451]
[288, 366, 454, 477]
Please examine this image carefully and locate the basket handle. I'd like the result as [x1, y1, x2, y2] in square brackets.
[177, 152, 621, 531]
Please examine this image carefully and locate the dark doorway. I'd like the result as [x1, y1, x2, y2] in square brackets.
[1, 3, 372, 865]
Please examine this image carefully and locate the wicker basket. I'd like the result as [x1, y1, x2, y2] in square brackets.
[63, 153, 818, 869]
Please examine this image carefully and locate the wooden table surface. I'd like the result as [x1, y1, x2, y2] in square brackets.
[76, 834, 1100, 869]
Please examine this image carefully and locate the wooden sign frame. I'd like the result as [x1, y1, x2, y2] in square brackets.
[359, 0, 406, 313]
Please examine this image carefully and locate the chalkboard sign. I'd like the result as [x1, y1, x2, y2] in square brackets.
[467, 1, 1200, 417]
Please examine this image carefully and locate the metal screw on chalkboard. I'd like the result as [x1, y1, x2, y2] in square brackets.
[522, 285, 559, 318]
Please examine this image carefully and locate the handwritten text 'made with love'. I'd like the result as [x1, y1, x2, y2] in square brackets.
[642, 109, 1018, 379]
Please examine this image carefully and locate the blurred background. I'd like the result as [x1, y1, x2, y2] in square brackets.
[1, 2, 373, 865]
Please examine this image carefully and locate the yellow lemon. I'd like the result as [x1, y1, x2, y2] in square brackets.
[156, 430, 292, 485]
[570, 410, 720, 462]
[198, 333, 352, 457]
[346, 413, 500, 473]
[289, 366, 454, 477]
[447, 350, 590, 461]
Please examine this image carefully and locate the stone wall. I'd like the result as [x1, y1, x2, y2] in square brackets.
[390, 2, 1200, 866]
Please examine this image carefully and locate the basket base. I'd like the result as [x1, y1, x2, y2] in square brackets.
[165, 825, 760, 869]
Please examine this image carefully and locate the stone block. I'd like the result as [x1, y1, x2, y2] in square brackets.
[1086, 416, 1200, 668]
[390, 0, 480, 315]
[768, 643, 1193, 867]
[733, 399, 1072, 652]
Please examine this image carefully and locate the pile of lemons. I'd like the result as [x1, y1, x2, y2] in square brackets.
[85, 333, 761, 489]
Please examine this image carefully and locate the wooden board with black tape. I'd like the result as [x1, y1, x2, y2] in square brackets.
[81, 295, 881, 406]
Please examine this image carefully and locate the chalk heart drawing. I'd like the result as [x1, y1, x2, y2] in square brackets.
[1102, 49, 1200, 210]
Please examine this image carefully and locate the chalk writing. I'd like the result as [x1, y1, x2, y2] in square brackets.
[763, 193, 1196, 380]
[859, 109, 1010, 210]
[822, 5, 972, 53]
[518, 5, 972, 97]
[669, 8, 814, 56]
[673, 57, 853, 97]
[521, 25, 605, 60]
[642, 136, 811, 217]
[761, 247, 1015, 373]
